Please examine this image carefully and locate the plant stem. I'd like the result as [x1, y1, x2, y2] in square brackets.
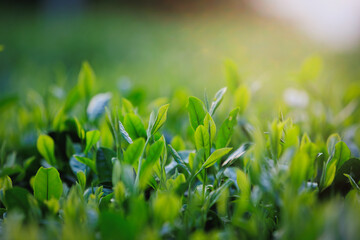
[135, 136, 151, 189]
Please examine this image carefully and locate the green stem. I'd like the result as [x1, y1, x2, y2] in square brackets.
[202, 170, 207, 201]
[135, 136, 151, 189]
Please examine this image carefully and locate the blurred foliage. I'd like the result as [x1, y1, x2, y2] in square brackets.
[0, 56, 360, 239]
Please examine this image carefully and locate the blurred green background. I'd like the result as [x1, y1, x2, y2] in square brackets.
[2, 3, 360, 99]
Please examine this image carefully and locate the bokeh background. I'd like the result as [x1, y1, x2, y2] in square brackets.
[1, 0, 360, 99]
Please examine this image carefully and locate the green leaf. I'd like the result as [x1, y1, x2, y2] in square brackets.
[236, 169, 250, 197]
[77, 171, 86, 191]
[85, 130, 101, 154]
[74, 155, 97, 173]
[100, 212, 136, 240]
[284, 125, 300, 150]
[210, 180, 232, 211]
[334, 141, 351, 169]
[320, 160, 337, 191]
[146, 139, 164, 164]
[222, 143, 250, 167]
[151, 104, 170, 136]
[326, 133, 341, 157]
[194, 125, 210, 158]
[37, 135, 57, 166]
[235, 169, 250, 214]
[119, 120, 133, 144]
[105, 106, 119, 145]
[290, 151, 311, 188]
[0, 165, 23, 178]
[124, 113, 147, 140]
[63, 86, 81, 113]
[167, 144, 191, 175]
[203, 148, 232, 168]
[74, 117, 85, 140]
[34, 167, 63, 202]
[170, 136, 185, 151]
[124, 138, 145, 165]
[187, 96, 207, 131]
[0, 175, 12, 190]
[204, 90, 210, 111]
[216, 108, 239, 148]
[204, 113, 216, 143]
[146, 111, 156, 138]
[122, 98, 134, 114]
[140, 139, 164, 188]
[209, 87, 227, 116]
[78, 61, 95, 99]
[153, 192, 181, 223]
[96, 147, 116, 183]
[344, 174, 360, 192]
[4, 187, 31, 213]
[112, 159, 121, 186]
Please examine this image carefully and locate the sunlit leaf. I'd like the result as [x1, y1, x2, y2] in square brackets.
[216, 108, 239, 148]
[334, 141, 351, 169]
[151, 104, 170, 136]
[187, 96, 207, 131]
[124, 138, 145, 165]
[209, 87, 227, 116]
[203, 148, 232, 168]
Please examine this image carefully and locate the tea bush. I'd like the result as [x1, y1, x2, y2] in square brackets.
[0, 60, 360, 240]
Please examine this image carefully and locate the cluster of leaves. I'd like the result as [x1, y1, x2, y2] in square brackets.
[1, 60, 360, 240]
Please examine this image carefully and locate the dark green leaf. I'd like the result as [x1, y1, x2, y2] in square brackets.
[168, 144, 191, 175]
[96, 147, 116, 183]
[5, 187, 30, 213]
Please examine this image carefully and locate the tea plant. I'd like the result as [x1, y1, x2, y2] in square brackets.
[0, 60, 360, 240]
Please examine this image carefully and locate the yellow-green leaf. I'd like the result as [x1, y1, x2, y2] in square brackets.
[195, 125, 210, 158]
[187, 96, 206, 131]
[85, 130, 100, 154]
[203, 148, 232, 168]
[124, 138, 145, 165]
[151, 104, 170, 136]
[78, 61, 95, 100]
[37, 135, 57, 166]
